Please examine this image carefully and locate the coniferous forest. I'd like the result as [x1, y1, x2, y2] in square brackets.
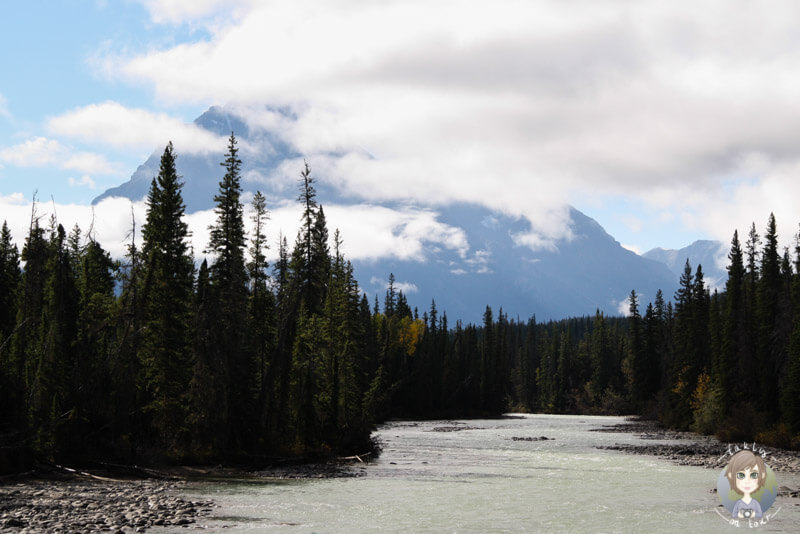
[2, 136, 800, 469]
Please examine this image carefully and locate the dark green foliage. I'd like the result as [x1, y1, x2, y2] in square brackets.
[140, 142, 195, 457]
[202, 132, 252, 453]
[0, 221, 22, 431]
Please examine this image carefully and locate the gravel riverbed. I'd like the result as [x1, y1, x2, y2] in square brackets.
[0, 477, 214, 533]
[593, 418, 800, 474]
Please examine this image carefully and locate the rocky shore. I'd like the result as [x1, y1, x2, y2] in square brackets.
[592, 418, 800, 475]
[0, 456, 370, 533]
[0, 476, 214, 533]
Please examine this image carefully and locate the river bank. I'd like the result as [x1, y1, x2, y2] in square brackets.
[0, 476, 214, 533]
[593, 417, 800, 477]
[0, 456, 370, 532]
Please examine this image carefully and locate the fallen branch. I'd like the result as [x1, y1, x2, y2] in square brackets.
[338, 452, 372, 463]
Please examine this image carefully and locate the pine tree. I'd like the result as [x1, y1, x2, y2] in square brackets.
[73, 237, 117, 455]
[9, 204, 49, 433]
[188, 259, 227, 458]
[782, 224, 800, 431]
[139, 142, 195, 456]
[0, 221, 22, 430]
[289, 161, 328, 316]
[756, 214, 781, 416]
[627, 290, 646, 407]
[30, 223, 79, 457]
[247, 191, 276, 446]
[721, 230, 746, 407]
[110, 206, 144, 461]
[384, 273, 397, 317]
[204, 132, 251, 450]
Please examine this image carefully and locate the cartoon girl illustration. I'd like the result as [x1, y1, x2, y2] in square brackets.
[725, 450, 766, 519]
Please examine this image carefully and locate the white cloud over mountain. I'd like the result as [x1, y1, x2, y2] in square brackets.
[0, 137, 119, 175]
[46, 102, 227, 155]
[0, 192, 473, 271]
[79, 0, 800, 250]
[3, 0, 799, 262]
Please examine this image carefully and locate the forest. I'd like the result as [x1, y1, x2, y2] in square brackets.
[1, 134, 800, 469]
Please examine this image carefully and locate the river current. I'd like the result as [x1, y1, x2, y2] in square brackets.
[175, 414, 800, 533]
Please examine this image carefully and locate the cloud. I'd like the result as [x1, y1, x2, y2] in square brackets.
[46, 101, 226, 154]
[0, 190, 472, 278]
[262, 203, 470, 264]
[0, 137, 119, 175]
[370, 277, 418, 295]
[68, 175, 97, 189]
[85, 1, 800, 250]
[138, 0, 254, 24]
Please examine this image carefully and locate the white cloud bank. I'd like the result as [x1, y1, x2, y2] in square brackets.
[78, 0, 800, 251]
[0, 137, 119, 175]
[0, 194, 471, 269]
[46, 101, 227, 155]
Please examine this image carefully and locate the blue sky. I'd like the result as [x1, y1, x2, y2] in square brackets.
[1, 0, 799, 262]
[0, 1, 209, 200]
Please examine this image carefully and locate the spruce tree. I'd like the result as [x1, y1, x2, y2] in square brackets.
[140, 141, 195, 456]
[205, 132, 251, 451]
[0, 221, 21, 430]
[9, 206, 49, 433]
[782, 224, 800, 431]
[721, 230, 745, 407]
[0, 221, 21, 341]
[756, 214, 781, 415]
[73, 237, 117, 455]
[247, 191, 276, 446]
[31, 223, 79, 458]
[627, 290, 646, 407]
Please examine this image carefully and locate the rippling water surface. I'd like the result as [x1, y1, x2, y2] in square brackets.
[175, 414, 800, 533]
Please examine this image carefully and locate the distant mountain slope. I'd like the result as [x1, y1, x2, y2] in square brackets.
[92, 106, 298, 210]
[350, 204, 680, 323]
[643, 239, 728, 291]
[94, 105, 681, 323]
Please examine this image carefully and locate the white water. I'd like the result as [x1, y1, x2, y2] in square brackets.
[174, 415, 800, 533]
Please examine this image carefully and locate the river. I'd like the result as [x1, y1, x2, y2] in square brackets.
[174, 414, 800, 533]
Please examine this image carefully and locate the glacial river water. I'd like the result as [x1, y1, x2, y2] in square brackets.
[174, 414, 800, 533]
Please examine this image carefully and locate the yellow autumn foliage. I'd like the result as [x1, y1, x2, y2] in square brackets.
[397, 317, 426, 356]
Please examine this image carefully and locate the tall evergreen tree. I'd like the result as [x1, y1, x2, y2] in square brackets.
[782, 224, 800, 431]
[9, 205, 49, 433]
[204, 132, 252, 450]
[73, 237, 117, 456]
[140, 141, 195, 456]
[247, 191, 276, 446]
[757, 214, 782, 416]
[0, 221, 22, 431]
[0, 221, 21, 342]
[627, 290, 646, 407]
[721, 230, 745, 408]
[289, 161, 328, 316]
[30, 223, 79, 457]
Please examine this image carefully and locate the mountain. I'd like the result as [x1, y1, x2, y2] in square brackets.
[94, 106, 681, 323]
[349, 204, 679, 323]
[643, 240, 728, 291]
[92, 106, 299, 210]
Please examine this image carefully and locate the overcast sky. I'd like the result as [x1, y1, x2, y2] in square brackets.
[1, 0, 799, 263]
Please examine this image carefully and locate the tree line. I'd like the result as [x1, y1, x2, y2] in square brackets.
[380, 214, 800, 448]
[1, 136, 799, 467]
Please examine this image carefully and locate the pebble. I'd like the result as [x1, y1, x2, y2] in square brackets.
[0, 478, 214, 533]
